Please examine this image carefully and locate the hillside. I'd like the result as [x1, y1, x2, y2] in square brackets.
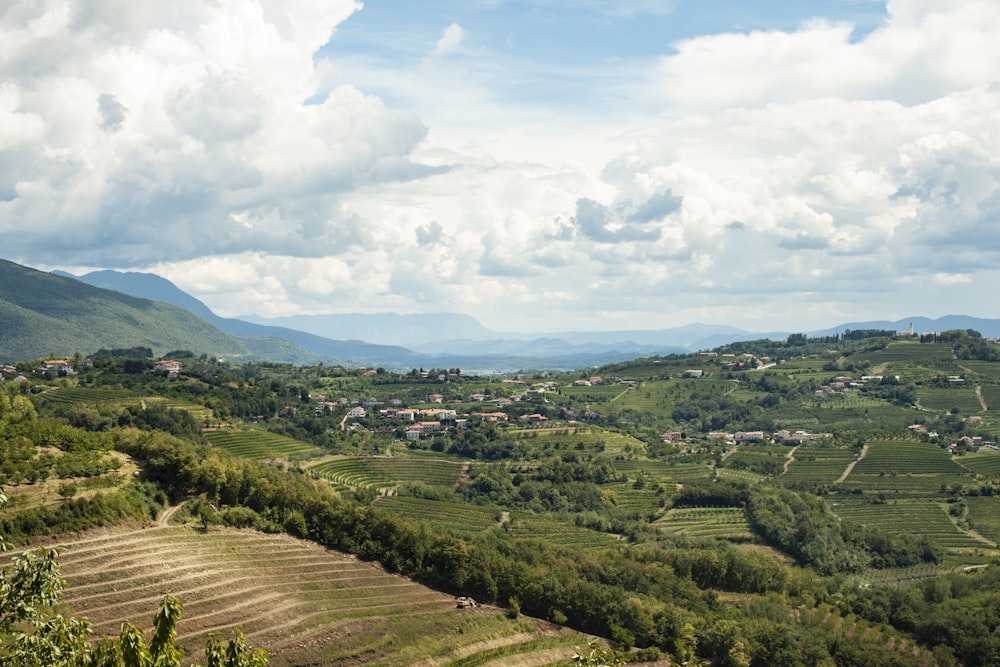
[0, 260, 250, 360]
[8, 333, 1000, 665]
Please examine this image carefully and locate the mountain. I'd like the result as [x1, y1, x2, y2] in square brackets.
[808, 316, 1000, 338]
[0, 260, 250, 360]
[48, 264, 1000, 370]
[241, 312, 498, 347]
[64, 269, 427, 367]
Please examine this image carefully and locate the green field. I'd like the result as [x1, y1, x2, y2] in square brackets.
[372, 496, 501, 535]
[507, 426, 648, 457]
[308, 457, 467, 492]
[779, 443, 857, 486]
[654, 507, 753, 542]
[965, 496, 1000, 543]
[611, 459, 714, 484]
[506, 512, 623, 549]
[839, 439, 970, 495]
[956, 451, 1000, 478]
[203, 429, 324, 460]
[917, 387, 985, 414]
[832, 500, 996, 555]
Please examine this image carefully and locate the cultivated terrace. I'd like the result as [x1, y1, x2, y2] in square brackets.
[3, 328, 1000, 666]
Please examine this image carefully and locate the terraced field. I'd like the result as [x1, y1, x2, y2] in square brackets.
[506, 512, 622, 550]
[964, 496, 1000, 543]
[980, 384, 1000, 411]
[38, 388, 215, 423]
[372, 496, 502, 536]
[839, 439, 971, 495]
[654, 507, 753, 542]
[38, 386, 143, 407]
[720, 445, 788, 477]
[831, 500, 998, 556]
[611, 459, 714, 484]
[308, 457, 467, 493]
[203, 429, 324, 460]
[917, 387, 984, 414]
[44, 522, 581, 667]
[956, 451, 1000, 478]
[779, 444, 856, 486]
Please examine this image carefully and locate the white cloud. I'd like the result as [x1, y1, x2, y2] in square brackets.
[434, 23, 464, 56]
[8, 0, 1000, 333]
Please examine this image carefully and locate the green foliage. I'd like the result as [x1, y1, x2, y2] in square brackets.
[0, 259, 250, 360]
[571, 640, 627, 666]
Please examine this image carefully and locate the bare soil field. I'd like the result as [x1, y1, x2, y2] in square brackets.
[42, 520, 584, 666]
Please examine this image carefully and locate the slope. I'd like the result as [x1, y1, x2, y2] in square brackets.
[0, 259, 248, 360]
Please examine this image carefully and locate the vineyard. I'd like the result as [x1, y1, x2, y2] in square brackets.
[47, 522, 580, 667]
[371, 496, 502, 536]
[965, 496, 1000, 543]
[307, 457, 467, 493]
[840, 439, 970, 495]
[203, 429, 324, 460]
[917, 387, 985, 414]
[505, 512, 623, 550]
[955, 450, 1000, 478]
[831, 500, 999, 555]
[654, 507, 753, 541]
[779, 444, 857, 486]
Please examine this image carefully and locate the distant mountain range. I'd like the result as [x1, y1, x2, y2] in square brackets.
[0, 258, 995, 369]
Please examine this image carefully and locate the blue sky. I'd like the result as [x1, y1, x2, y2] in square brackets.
[3, 0, 999, 334]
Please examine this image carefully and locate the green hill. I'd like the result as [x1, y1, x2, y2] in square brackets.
[0, 259, 251, 360]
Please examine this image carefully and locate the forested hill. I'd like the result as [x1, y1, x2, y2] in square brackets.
[0, 259, 251, 360]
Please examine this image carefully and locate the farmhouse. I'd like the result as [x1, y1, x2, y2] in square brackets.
[41, 359, 75, 375]
[521, 413, 549, 424]
[154, 360, 183, 377]
[472, 412, 508, 422]
[684, 370, 703, 378]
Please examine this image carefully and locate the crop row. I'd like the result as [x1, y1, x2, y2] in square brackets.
[955, 452, 1000, 478]
[203, 429, 323, 460]
[964, 496, 1000, 543]
[654, 507, 753, 541]
[371, 496, 500, 534]
[852, 440, 967, 476]
[832, 501, 993, 553]
[39, 387, 141, 405]
[309, 457, 466, 491]
[506, 513, 621, 550]
[44, 525, 572, 667]
[780, 446, 855, 484]
[918, 387, 984, 414]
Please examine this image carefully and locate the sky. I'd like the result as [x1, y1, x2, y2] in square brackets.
[3, 0, 1000, 334]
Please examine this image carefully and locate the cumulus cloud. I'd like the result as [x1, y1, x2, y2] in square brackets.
[9, 0, 1000, 332]
[0, 0, 427, 267]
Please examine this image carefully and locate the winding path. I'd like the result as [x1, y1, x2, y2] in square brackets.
[976, 385, 989, 412]
[835, 444, 869, 484]
[781, 445, 799, 475]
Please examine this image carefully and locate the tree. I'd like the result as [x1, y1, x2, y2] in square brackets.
[571, 640, 627, 666]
